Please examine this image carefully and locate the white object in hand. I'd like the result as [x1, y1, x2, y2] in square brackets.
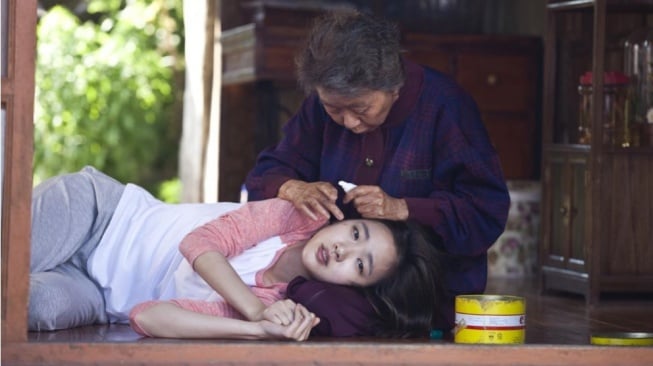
[338, 180, 357, 193]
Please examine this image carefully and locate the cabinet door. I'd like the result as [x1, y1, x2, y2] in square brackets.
[542, 150, 588, 273]
[567, 154, 587, 272]
[544, 153, 567, 266]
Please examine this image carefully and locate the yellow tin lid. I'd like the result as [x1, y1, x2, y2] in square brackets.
[590, 332, 653, 346]
[455, 295, 525, 315]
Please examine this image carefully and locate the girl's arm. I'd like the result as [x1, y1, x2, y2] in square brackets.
[180, 198, 327, 321]
[132, 302, 318, 341]
[192, 251, 268, 321]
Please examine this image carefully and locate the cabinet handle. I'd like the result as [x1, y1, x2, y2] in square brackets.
[486, 74, 498, 86]
[559, 206, 568, 216]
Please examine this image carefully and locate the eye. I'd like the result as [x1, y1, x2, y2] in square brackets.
[357, 258, 364, 274]
[352, 226, 359, 240]
[323, 105, 341, 115]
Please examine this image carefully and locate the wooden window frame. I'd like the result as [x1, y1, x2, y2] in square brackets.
[1, 0, 36, 343]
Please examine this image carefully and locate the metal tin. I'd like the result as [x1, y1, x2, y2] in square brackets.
[454, 294, 526, 344]
[590, 332, 653, 346]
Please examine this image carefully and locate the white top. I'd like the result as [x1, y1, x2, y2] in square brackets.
[87, 184, 284, 323]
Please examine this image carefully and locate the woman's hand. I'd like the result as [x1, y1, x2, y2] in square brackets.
[258, 304, 320, 341]
[278, 179, 344, 221]
[261, 299, 300, 325]
[344, 185, 409, 221]
[131, 302, 318, 341]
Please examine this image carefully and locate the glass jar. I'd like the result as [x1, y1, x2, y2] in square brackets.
[577, 71, 630, 146]
[624, 27, 653, 147]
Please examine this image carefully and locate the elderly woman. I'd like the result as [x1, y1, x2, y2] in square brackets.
[245, 10, 510, 331]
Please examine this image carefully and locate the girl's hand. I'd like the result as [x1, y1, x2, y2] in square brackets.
[278, 179, 344, 221]
[262, 299, 299, 325]
[258, 304, 320, 341]
[344, 185, 409, 221]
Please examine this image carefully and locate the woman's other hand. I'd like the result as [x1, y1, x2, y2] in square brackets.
[278, 179, 344, 221]
[258, 304, 319, 341]
[344, 185, 409, 221]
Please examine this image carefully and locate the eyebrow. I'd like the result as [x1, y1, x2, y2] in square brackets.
[361, 222, 370, 240]
[361, 222, 373, 277]
[321, 100, 367, 110]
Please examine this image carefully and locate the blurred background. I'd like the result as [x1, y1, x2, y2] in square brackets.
[31, 0, 547, 277]
[34, 0, 184, 202]
[33, 0, 546, 203]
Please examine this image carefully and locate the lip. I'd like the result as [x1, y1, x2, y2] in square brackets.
[316, 245, 329, 266]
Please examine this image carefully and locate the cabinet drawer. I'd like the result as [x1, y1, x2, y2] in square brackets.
[483, 113, 535, 179]
[456, 53, 534, 112]
[403, 49, 452, 75]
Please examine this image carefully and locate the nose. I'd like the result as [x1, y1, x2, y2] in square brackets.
[333, 244, 345, 261]
[342, 112, 360, 130]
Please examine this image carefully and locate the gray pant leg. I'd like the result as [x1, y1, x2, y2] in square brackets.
[29, 166, 125, 330]
[29, 263, 106, 331]
[30, 166, 125, 271]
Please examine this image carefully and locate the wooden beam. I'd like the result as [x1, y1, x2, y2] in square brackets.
[3, 341, 653, 366]
[1, 0, 37, 343]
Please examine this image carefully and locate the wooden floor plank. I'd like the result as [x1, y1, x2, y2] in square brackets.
[4, 341, 653, 366]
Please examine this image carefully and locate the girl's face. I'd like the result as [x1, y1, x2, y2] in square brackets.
[317, 88, 399, 134]
[301, 219, 398, 287]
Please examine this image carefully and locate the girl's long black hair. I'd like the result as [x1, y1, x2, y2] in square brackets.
[363, 219, 447, 338]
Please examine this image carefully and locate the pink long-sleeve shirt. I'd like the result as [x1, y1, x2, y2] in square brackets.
[129, 197, 327, 336]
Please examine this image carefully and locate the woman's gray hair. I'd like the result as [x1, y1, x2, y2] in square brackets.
[296, 10, 405, 97]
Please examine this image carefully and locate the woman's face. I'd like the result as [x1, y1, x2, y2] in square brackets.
[301, 219, 398, 287]
[317, 87, 399, 134]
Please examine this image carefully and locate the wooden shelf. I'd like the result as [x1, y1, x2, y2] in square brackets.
[543, 143, 591, 153]
[547, 0, 595, 11]
[603, 146, 653, 155]
[548, 0, 653, 12]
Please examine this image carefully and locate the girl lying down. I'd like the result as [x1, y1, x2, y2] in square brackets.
[29, 166, 445, 340]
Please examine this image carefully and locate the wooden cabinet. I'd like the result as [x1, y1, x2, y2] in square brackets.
[403, 34, 541, 181]
[540, 0, 653, 302]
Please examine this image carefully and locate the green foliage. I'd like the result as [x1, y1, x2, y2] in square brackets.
[156, 177, 181, 204]
[34, 0, 183, 200]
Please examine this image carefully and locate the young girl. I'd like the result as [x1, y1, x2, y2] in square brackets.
[29, 167, 444, 340]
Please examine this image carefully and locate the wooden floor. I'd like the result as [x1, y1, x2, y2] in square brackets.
[22, 276, 653, 345]
[485, 277, 653, 344]
[3, 276, 653, 365]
